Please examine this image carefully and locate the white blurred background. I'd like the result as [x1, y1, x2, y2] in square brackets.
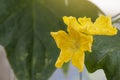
[90, 0, 120, 16]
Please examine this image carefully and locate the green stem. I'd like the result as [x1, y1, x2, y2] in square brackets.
[112, 18, 120, 24]
[80, 72, 82, 80]
[112, 13, 120, 24]
[112, 13, 120, 18]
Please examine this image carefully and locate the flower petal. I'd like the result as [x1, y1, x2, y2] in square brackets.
[50, 30, 72, 49]
[63, 16, 82, 40]
[78, 17, 93, 27]
[63, 16, 69, 25]
[55, 50, 73, 68]
[93, 15, 117, 35]
[79, 33, 93, 52]
[71, 49, 85, 72]
[51, 31, 75, 68]
[78, 15, 117, 35]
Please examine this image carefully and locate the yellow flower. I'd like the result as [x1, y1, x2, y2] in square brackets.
[51, 17, 93, 71]
[50, 15, 117, 72]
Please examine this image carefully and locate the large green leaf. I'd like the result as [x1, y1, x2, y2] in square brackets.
[85, 30, 120, 80]
[0, 0, 60, 80]
[0, 0, 102, 80]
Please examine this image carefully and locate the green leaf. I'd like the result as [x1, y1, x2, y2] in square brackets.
[85, 30, 120, 80]
[0, 0, 60, 80]
[0, 0, 103, 80]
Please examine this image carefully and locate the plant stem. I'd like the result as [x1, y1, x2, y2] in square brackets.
[80, 72, 82, 80]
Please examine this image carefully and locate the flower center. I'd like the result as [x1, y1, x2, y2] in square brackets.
[72, 40, 80, 51]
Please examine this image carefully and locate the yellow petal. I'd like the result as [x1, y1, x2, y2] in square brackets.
[80, 15, 118, 35]
[93, 15, 117, 35]
[63, 16, 81, 32]
[71, 49, 85, 72]
[51, 31, 75, 68]
[63, 16, 69, 25]
[63, 16, 82, 40]
[55, 58, 64, 68]
[50, 30, 72, 49]
[79, 33, 93, 52]
[55, 50, 73, 68]
[78, 17, 93, 27]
